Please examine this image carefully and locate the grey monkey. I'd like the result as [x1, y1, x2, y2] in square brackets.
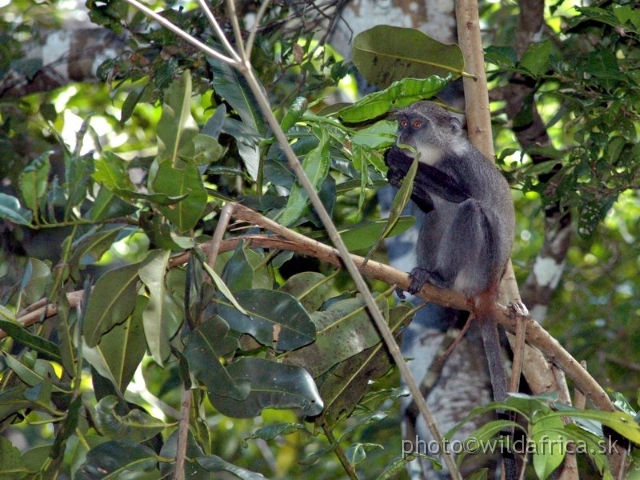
[385, 100, 518, 477]
[384, 100, 515, 403]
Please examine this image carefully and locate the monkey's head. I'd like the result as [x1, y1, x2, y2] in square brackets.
[394, 101, 464, 162]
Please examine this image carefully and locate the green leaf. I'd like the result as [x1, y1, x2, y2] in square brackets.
[338, 77, 449, 123]
[75, 440, 159, 480]
[2, 353, 68, 393]
[351, 120, 397, 148]
[139, 250, 183, 366]
[278, 128, 331, 226]
[184, 316, 248, 400]
[152, 161, 207, 233]
[21, 258, 50, 304]
[88, 187, 138, 221]
[280, 96, 308, 131]
[352, 26, 464, 88]
[0, 436, 26, 480]
[157, 70, 198, 163]
[217, 289, 315, 351]
[207, 358, 323, 418]
[208, 59, 266, 135]
[95, 396, 166, 442]
[530, 415, 566, 480]
[551, 408, 640, 445]
[484, 46, 517, 68]
[0, 320, 61, 363]
[209, 59, 265, 180]
[281, 296, 389, 377]
[93, 296, 147, 391]
[193, 133, 224, 165]
[201, 261, 248, 315]
[316, 304, 412, 425]
[197, 455, 265, 479]
[340, 216, 415, 251]
[520, 41, 552, 76]
[0, 193, 33, 225]
[69, 228, 124, 279]
[246, 422, 306, 442]
[19, 152, 51, 220]
[278, 272, 330, 313]
[93, 152, 135, 190]
[83, 261, 140, 346]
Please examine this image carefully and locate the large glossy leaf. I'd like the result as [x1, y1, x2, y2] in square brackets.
[281, 297, 390, 377]
[184, 316, 248, 400]
[88, 186, 138, 221]
[351, 120, 397, 148]
[0, 436, 25, 480]
[551, 408, 640, 445]
[89, 295, 147, 392]
[209, 59, 265, 180]
[95, 396, 166, 442]
[83, 261, 141, 347]
[93, 152, 135, 190]
[0, 320, 61, 363]
[3, 354, 68, 393]
[278, 272, 330, 313]
[278, 128, 331, 227]
[338, 77, 450, 123]
[75, 440, 159, 480]
[156, 70, 198, 163]
[151, 161, 207, 233]
[317, 304, 412, 425]
[208, 59, 265, 135]
[208, 358, 323, 418]
[530, 415, 566, 480]
[21, 258, 50, 305]
[139, 250, 183, 366]
[217, 289, 315, 351]
[352, 25, 464, 88]
[0, 193, 33, 225]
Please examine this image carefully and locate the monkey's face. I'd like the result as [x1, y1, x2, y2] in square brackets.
[395, 113, 443, 165]
[396, 114, 426, 152]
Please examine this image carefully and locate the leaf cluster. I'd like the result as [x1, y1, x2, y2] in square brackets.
[486, 1, 640, 236]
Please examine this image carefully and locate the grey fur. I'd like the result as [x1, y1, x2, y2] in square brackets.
[387, 101, 515, 298]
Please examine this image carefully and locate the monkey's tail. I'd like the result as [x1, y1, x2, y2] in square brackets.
[475, 284, 519, 480]
[474, 283, 509, 403]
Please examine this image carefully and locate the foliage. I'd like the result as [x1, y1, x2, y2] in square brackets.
[0, 2, 452, 477]
[486, 0, 640, 237]
[1, 0, 640, 479]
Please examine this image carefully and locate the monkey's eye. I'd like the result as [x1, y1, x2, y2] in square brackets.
[411, 119, 423, 129]
[399, 119, 408, 128]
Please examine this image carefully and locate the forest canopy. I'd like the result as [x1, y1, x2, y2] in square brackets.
[0, 0, 639, 479]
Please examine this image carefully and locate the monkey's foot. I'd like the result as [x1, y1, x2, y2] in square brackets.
[508, 301, 529, 318]
[407, 267, 431, 295]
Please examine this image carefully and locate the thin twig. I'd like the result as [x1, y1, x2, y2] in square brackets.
[194, 0, 241, 63]
[125, 0, 236, 65]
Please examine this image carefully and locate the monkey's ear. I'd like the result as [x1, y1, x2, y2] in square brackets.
[449, 116, 463, 135]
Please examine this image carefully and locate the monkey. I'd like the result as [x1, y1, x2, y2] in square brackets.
[385, 100, 517, 477]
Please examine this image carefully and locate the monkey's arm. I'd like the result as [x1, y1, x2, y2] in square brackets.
[384, 147, 471, 208]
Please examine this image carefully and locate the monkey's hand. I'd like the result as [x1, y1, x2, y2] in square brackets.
[384, 147, 412, 189]
[385, 147, 471, 206]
